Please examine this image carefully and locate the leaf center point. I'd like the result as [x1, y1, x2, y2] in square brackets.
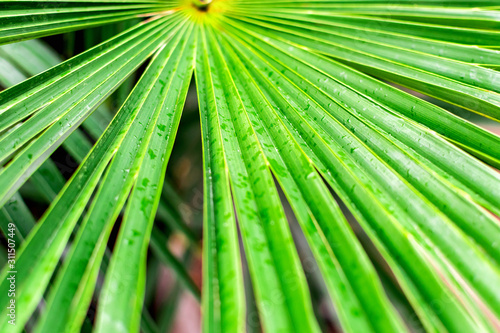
[192, 0, 212, 11]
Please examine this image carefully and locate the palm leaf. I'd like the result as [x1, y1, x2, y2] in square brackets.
[93, 24, 196, 333]
[0, 0, 173, 44]
[1, 0, 500, 332]
[0, 36, 198, 333]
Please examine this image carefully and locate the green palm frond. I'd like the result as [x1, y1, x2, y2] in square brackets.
[0, 0, 500, 332]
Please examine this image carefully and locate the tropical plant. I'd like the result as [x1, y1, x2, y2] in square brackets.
[1, 0, 500, 332]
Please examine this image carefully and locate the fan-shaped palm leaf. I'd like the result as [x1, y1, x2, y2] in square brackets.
[0, 0, 499, 332]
